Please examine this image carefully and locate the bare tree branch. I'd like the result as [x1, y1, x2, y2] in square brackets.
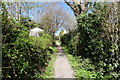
[64, 0, 76, 13]
[64, 0, 89, 16]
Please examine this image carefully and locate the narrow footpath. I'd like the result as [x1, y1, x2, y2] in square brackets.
[54, 45, 75, 78]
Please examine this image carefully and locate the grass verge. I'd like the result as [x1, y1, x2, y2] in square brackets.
[64, 47, 99, 79]
[40, 47, 57, 78]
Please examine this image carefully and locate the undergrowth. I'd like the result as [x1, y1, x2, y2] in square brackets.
[64, 47, 103, 79]
[41, 47, 56, 78]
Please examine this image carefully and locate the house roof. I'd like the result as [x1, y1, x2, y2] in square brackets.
[29, 27, 44, 37]
[30, 27, 44, 32]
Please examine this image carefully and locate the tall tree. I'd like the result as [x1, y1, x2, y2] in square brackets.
[40, 3, 76, 34]
[64, 0, 89, 17]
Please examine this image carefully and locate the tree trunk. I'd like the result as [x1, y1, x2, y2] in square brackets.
[64, 0, 88, 17]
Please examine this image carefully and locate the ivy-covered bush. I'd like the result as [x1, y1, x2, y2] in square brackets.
[61, 12, 119, 79]
[2, 15, 54, 79]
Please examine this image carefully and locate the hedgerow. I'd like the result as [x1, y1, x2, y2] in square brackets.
[61, 12, 119, 79]
[2, 13, 55, 79]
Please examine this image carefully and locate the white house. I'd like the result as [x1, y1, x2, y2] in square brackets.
[29, 27, 44, 37]
[54, 27, 68, 36]
[62, 29, 67, 35]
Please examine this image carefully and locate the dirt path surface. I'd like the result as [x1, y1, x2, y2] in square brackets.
[54, 46, 75, 78]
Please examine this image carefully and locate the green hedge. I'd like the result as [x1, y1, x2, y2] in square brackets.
[61, 13, 119, 79]
[2, 16, 54, 79]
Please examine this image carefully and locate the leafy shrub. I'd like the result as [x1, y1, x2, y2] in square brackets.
[65, 47, 97, 79]
[2, 16, 54, 79]
[61, 12, 119, 79]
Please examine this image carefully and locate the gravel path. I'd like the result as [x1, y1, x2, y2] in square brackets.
[54, 46, 75, 78]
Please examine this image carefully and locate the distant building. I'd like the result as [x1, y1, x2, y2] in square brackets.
[29, 27, 44, 37]
[54, 27, 68, 36]
[62, 29, 67, 35]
